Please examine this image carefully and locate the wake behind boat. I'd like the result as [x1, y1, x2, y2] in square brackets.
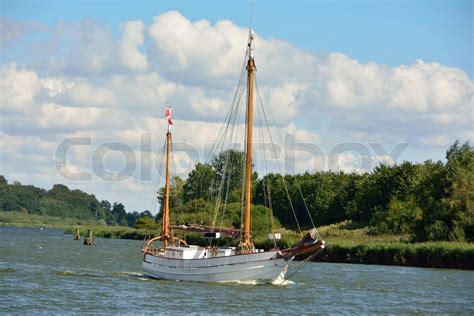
[142, 30, 325, 284]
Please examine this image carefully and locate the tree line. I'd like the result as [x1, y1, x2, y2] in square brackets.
[1, 140, 472, 242]
[0, 177, 153, 228]
[161, 141, 473, 242]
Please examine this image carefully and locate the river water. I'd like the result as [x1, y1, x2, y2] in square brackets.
[0, 227, 473, 314]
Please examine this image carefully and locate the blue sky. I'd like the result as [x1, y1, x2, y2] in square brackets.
[3, 0, 472, 75]
[1, 0, 472, 212]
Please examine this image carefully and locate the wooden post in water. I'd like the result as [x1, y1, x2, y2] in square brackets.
[73, 228, 80, 240]
[83, 229, 94, 245]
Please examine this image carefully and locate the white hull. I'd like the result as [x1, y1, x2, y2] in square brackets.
[143, 250, 289, 283]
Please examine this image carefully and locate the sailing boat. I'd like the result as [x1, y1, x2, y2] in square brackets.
[143, 30, 325, 283]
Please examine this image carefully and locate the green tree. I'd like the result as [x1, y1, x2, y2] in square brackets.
[411, 160, 447, 241]
[134, 216, 157, 229]
[443, 141, 474, 241]
[212, 149, 245, 194]
[355, 162, 419, 224]
[112, 203, 127, 226]
[254, 173, 296, 227]
[370, 196, 422, 234]
[183, 163, 214, 203]
[170, 176, 184, 209]
[157, 176, 185, 213]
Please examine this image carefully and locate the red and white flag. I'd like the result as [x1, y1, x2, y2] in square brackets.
[165, 104, 173, 125]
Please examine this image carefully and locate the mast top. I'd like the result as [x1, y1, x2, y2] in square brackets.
[248, 30, 254, 60]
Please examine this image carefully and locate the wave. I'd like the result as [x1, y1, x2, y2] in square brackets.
[53, 270, 103, 278]
[114, 271, 143, 277]
[114, 271, 150, 281]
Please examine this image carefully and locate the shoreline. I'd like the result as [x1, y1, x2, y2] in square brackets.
[306, 243, 474, 270]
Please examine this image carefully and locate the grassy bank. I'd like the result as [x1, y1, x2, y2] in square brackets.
[310, 222, 474, 270]
[0, 211, 98, 228]
[313, 241, 474, 270]
[63, 226, 158, 240]
[0, 211, 158, 239]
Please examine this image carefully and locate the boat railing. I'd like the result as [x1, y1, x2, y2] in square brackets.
[142, 236, 188, 259]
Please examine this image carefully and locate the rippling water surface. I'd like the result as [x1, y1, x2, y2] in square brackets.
[1, 227, 473, 314]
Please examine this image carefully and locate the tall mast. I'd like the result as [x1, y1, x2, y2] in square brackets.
[243, 30, 255, 252]
[162, 126, 171, 248]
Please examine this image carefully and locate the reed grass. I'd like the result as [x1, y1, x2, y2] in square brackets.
[0, 211, 97, 228]
[311, 221, 474, 269]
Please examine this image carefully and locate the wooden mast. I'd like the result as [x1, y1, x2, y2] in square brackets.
[243, 30, 255, 252]
[162, 127, 171, 248]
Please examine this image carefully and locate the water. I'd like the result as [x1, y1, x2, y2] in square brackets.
[0, 227, 473, 314]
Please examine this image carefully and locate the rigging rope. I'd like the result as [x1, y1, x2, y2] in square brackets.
[278, 248, 324, 285]
[207, 42, 252, 238]
[254, 76, 303, 236]
[205, 50, 248, 164]
[255, 75, 316, 228]
[256, 94, 273, 241]
[255, 73, 317, 230]
[212, 75, 245, 231]
[170, 135, 180, 227]
[296, 181, 316, 228]
[150, 137, 167, 217]
[206, 61, 246, 231]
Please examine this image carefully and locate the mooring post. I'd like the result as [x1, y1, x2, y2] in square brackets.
[74, 228, 81, 240]
[83, 229, 94, 245]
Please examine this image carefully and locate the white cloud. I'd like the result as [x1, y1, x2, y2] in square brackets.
[387, 60, 472, 113]
[107, 72, 179, 110]
[375, 154, 395, 166]
[41, 77, 74, 97]
[285, 123, 321, 144]
[55, 19, 115, 74]
[118, 21, 148, 71]
[318, 53, 387, 108]
[259, 81, 309, 124]
[38, 103, 130, 130]
[327, 151, 373, 174]
[147, 11, 320, 92]
[317, 54, 473, 114]
[312, 54, 473, 145]
[0, 63, 40, 112]
[188, 88, 227, 117]
[58, 79, 117, 107]
[148, 11, 246, 82]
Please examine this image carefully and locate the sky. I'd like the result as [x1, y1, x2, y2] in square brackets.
[1, 0, 473, 213]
